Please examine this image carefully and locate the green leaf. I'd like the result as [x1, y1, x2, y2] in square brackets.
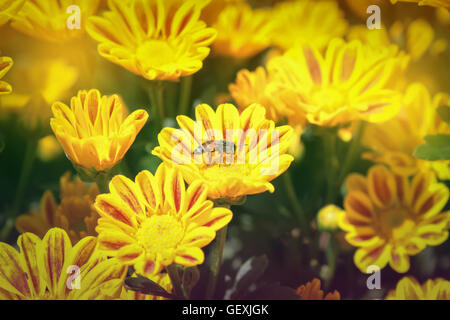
[124, 273, 174, 299]
[437, 106, 450, 125]
[414, 134, 450, 161]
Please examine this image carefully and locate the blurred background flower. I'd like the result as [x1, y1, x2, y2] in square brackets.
[386, 276, 450, 299]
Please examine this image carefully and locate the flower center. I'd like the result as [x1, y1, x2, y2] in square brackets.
[202, 164, 252, 181]
[136, 215, 184, 258]
[377, 206, 415, 241]
[136, 40, 177, 70]
[310, 86, 346, 113]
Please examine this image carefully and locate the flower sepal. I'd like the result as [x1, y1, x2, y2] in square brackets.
[73, 162, 120, 193]
[214, 195, 247, 207]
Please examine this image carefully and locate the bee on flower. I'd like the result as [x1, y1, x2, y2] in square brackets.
[152, 103, 295, 202]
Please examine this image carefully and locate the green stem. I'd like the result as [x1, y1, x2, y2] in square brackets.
[147, 81, 165, 128]
[178, 75, 193, 116]
[206, 219, 229, 299]
[95, 172, 110, 194]
[337, 121, 366, 186]
[324, 233, 339, 290]
[324, 131, 338, 204]
[167, 264, 185, 300]
[283, 170, 309, 238]
[1, 138, 38, 239]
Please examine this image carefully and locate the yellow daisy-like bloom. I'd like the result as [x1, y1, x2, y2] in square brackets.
[16, 172, 99, 244]
[0, 0, 24, 26]
[10, 0, 100, 42]
[267, 38, 408, 127]
[386, 276, 450, 300]
[348, 19, 444, 62]
[339, 165, 450, 273]
[200, 0, 244, 25]
[296, 278, 341, 300]
[0, 59, 78, 130]
[0, 55, 13, 95]
[94, 164, 233, 276]
[86, 0, 216, 81]
[152, 103, 294, 201]
[120, 273, 172, 300]
[270, 0, 348, 52]
[0, 228, 127, 300]
[391, 0, 450, 8]
[50, 89, 148, 172]
[345, 0, 387, 20]
[363, 83, 450, 180]
[229, 67, 292, 123]
[212, 3, 274, 59]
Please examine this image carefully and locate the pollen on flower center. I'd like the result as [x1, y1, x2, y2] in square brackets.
[136, 215, 184, 254]
[136, 40, 177, 70]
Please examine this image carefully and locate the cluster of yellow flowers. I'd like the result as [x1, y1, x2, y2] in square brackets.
[0, 0, 449, 300]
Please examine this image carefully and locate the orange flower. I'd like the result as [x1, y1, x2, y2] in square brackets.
[16, 172, 99, 244]
[296, 278, 340, 300]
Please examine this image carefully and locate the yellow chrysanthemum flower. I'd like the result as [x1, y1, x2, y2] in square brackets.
[86, 0, 216, 81]
[344, 0, 387, 20]
[50, 89, 148, 172]
[212, 3, 274, 59]
[94, 164, 233, 276]
[391, 0, 450, 8]
[120, 273, 172, 300]
[339, 165, 450, 273]
[348, 19, 445, 62]
[386, 276, 450, 300]
[0, 228, 127, 300]
[267, 38, 408, 127]
[270, 0, 348, 52]
[229, 67, 291, 123]
[0, 55, 13, 95]
[0, 59, 78, 130]
[16, 172, 99, 244]
[296, 278, 341, 300]
[10, 0, 100, 42]
[200, 0, 244, 25]
[152, 103, 294, 201]
[363, 83, 450, 180]
[0, 0, 24, 26]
